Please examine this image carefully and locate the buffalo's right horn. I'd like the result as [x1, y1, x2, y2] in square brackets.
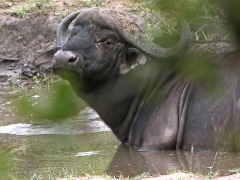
[56, 10, 84, 47]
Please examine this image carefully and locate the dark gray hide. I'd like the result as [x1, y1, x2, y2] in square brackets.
[37, 8, 240, 151]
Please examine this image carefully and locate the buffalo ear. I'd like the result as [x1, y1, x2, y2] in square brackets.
[33, 47, 60, 71]
[119, 48, 147, 74]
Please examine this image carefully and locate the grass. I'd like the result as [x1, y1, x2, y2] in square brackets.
[9, 167, 75, 180]
[13, 6, 27, 17]
[131, 172, 155, 180]
[196, 171, 220, 179]
[229, 169, 240, 174]
[85, 0, 104, 7]
[85, 0, 95, 7]
[12, 0, 56, 17]
[27, 0, 55, 15]
[166, 169, 184, 175]
[11, 0, 106, 17]
[166, 170, 219, 179]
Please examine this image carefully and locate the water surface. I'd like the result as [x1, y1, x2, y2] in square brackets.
[1, 104, 240, 179]
[0, 107, 119, 179]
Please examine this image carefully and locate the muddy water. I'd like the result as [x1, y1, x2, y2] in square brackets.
[1, 106, 240, 179]
[0, 107, 119, 179]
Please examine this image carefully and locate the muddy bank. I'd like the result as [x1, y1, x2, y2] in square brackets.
[0, 15, 60, 60]
[0, 14, 61, 89]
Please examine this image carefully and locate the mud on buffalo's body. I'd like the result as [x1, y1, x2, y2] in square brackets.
[36, 8, 240, 151]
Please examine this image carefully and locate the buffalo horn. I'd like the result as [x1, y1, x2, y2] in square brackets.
[56, 10, 84, 47]
[127, 12, 190, 57]
[154, 11, 191, 57]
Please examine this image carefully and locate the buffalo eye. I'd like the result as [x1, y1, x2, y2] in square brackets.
[102, 38, 116, 48]
[104, 40, 112, 46]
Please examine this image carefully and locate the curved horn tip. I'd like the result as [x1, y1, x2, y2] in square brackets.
[56, 9, 85, 47]
[162, 10, 192, 56]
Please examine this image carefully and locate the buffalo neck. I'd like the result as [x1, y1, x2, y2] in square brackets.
[77, 59, 186, 147]
[78, 72, 144, 142]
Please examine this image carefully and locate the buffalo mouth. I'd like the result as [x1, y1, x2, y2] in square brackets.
[53, 67, 82, 85]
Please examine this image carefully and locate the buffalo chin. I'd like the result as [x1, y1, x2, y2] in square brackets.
[54, 68, 82, 87]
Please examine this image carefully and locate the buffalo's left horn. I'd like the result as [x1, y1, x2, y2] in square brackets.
[153, 11, 191, 57]
[121, 11, 191, 58]
[56, 10, 84, 47]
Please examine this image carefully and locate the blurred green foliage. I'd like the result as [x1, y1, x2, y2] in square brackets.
[225, 0, 240, 43]
[0, 151, 12, 179]
[137, 0, 218, 15]
[136, 0, 235, 42]
[14, 82, 85, 121]
[176, 54, 221, 96]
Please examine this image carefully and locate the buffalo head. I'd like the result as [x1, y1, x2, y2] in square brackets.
[52, 8, 191, 92]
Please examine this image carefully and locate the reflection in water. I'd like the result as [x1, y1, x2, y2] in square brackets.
[0, 121, 109, 135]
[75, 151, 100, 156]
[106, 144, 240, 177]
[0, 107, 110, 135]
[106, 145, 183, 177]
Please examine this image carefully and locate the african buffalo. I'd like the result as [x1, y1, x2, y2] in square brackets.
[37, 8, 240, 151]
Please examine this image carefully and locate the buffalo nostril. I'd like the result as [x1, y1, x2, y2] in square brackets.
[68, 56, 77, 63]
[54, 50, 78, 64]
